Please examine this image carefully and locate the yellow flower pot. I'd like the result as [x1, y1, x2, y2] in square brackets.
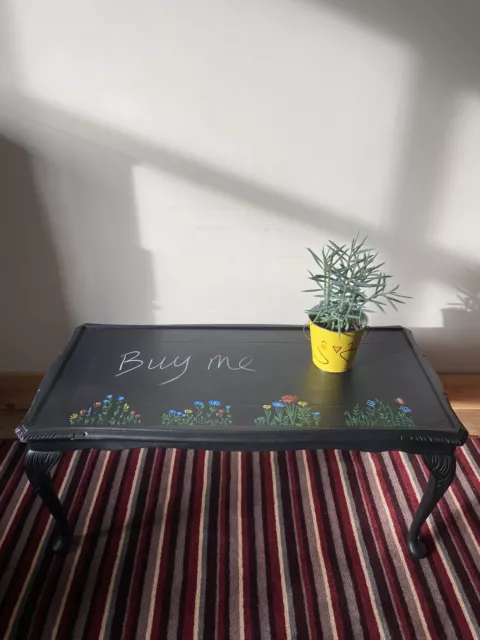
[309, 321, 365, 373]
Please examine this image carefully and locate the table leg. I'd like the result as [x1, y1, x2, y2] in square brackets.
[407, 452, 456, 560]
[25, 449, 72, 554]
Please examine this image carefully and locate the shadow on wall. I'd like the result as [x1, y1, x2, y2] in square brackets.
[0, 135, 70, 370]
[0, 1, 157, 371]
[28, 124, 158, 328]
[6, 92, 480, 371]
[3, 0, 480, 370]
[413, 269, 480, 372]
[0, 127, 158, 371]
[304, 0, 480, 372]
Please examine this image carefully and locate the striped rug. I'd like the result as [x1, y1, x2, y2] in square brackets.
[0, 440, 479, 640]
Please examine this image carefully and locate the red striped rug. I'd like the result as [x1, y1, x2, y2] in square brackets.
[0, 440, 479, 640]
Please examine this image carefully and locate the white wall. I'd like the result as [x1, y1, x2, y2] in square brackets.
[1, 0, 480, 371]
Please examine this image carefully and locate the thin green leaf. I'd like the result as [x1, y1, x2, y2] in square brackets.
[305, 237, 410, 329]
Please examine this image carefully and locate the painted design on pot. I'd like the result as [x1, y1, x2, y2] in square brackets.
[70, 395, 141, 426]
[160, 401, 233, 425]
[315, 339, 358, 365]
[254, 396, 321, 427]
[316, 342, 329, 365]
[345, 398, 415, 428]
[309, 322, 365, 373]
[339, 342, 359, 363]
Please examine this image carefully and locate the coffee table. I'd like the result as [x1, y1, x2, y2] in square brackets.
[16, 324, 468, 560]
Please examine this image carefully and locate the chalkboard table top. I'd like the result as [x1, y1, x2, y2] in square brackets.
[17, 324, 469, 560]
[17, 324, 468, 454]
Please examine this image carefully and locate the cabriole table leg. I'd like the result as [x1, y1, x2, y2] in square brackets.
[25, 449, 72, 554]
[408, 452, 456, 560]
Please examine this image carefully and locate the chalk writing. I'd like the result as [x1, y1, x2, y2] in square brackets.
[208, 355, 255, 372]
[114, 352, 255, 385]
[115, 351, 143, 376]
[115, 351, 191, 385]
[146, 356, 191, 386]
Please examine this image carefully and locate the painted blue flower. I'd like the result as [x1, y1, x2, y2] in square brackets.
[103, 399, 109, 404]
[88, 407, 92, 414]
[209, 400, 221, 406]
[193, 401, 204, 407]
[312, 411, 320, 416]
[181, 413, 186, 417]
[106, 394, 113, 399]
[226, 405, 231, 411]
[169, 409, 176, 414]
[272, 401, 285, 408]
[177, 411, 183, 416]
[117, 396, 124, 401]
[399, 406, 412, 413]
[366, 400, 376, 407]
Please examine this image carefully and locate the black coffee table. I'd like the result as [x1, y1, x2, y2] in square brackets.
[16, 324, 468, 560]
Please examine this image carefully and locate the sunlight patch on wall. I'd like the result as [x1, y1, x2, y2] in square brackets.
[11, 0, 413, 230]
[132, 162, 409, 325]
[132, 163, 315, 324]
[432, 92, 480, 262]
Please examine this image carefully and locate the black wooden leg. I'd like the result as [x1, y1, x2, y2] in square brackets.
[25, 449, 72, 554]
[408, 452, 456, 560]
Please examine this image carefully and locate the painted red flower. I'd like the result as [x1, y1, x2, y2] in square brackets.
[280, 395, 298, 404]
[130, 410, 136, 415]
[94, 402, 102, 407]
[80, 409, 87, 415]
[217, 409, 225, 414]
[394, 398, 405, 405]
[135, 413, 141, 418]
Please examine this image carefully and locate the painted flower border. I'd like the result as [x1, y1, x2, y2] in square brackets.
[68, 393, 414, 430]
[253, 395, 321, 427]
[344, 398, 415, 428]
[70, 395, 141, 426]
[161, 400, 233, 426]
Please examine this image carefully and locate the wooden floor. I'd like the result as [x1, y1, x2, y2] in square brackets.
[0, 409, 25, 440]
[439, 374, 480, 437]
[1, 373, 479, 440]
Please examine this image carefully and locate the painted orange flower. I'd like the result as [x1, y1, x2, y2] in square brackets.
[280, 395, 298, 404]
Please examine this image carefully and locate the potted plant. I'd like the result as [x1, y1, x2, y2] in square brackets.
[305, 236, 409, 373]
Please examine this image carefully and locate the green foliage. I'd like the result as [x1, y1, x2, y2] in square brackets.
[70, 395, 141, 426]
[345, 399, 415, 428]
[253, 397, 321, 427]
[305, 236, 409, 333]
[161, 401, 233, 426]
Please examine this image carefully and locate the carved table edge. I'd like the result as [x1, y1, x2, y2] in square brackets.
[16, 425, 470, 450]
[15, 426, 87, 443]
[400, 430, 469, 448]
